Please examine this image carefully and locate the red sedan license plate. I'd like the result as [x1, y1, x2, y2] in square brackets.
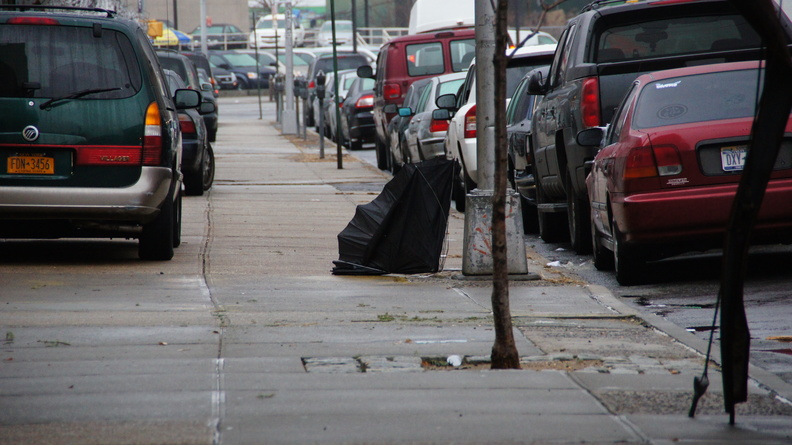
[7, 155, 55, 174]
[720, 145, 747, 172]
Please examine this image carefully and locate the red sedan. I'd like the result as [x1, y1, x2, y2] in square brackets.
[579, 61, 792, 285]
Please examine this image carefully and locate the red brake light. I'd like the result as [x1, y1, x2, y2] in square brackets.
[179, 113, 197, 135]
[581, 77, 600, 128]
[624, 145, 682, 179]
[464, 105, 477, 139]
[429, 118, 449, 133]
[7, 17, 59, 25]
[383, 83, 401, 100]
[143, 102, 163, 166]
[355, 94, 374, 108]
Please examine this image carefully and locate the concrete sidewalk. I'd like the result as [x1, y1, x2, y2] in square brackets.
[202, 97, 791, 444]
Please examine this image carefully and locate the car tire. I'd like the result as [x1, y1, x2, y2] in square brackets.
[139, 186, 176, 261]
[202, 143, 215, 191]
[591, 211, 614, 271]
[520, 194, 539, 234]
[567, 175, 592, 254]
[184, 151, 205, 197]
[536, 175, 567, 243]
[375, 136, 389, 171]
[173, 190, 182, 248]
[452, 162, 466, 212]
[613, 224, 645, 286]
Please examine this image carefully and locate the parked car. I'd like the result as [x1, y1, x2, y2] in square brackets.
[181, 51, 219, 93]
[249, 14, 305, 48]
[339, 76, 376, 150]
[0, 5, 202, 260]
[317, 20, 354, 47]
[506, 66, 550, 234]
[579, 61, 792, 285]
[357, 28, 476, 171]
[386, 78, 432, 173]
[210, 62, 239, 90]
[314, 69, 357, 142]
[163, 70, 215, 196]
[208, 50, 277, 89]
[157, 50, 218, 142]
[528, 0, 792, 252]
[236, 49, 288, 76]
[403, 72, 466, 163]
[438, 44, 555, 211]
[190, 23, 247, 50]
[508, 29, 557, 47]
[305, 51, 372, 127]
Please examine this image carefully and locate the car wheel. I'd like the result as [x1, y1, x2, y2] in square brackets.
[173, 189, 182, 248]
[202, 143, 215, 191]
[139, 186, 176, 261]
[375, 136, 389, 171]
[613, 224, 645, 286]
[452, 161, 466, 212]
[591, 210, 614, 271]
[567, 175, 592, 254]
[208, 129, 217, 143]
[535, 175, 567, 243]
[184, 151, 204, 197]
[237, 78, 248, 90]
[520, 194, 539, 234]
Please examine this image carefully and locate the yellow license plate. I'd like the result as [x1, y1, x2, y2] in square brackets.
[7, 156, 55, 174]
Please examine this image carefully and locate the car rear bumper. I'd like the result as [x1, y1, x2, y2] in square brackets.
[0, 167, 174, 223]
[613, 178, 792, 245]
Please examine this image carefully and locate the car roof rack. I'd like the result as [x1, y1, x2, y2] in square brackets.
[580, 0, 642, 13]
[0, 5, 117, 18]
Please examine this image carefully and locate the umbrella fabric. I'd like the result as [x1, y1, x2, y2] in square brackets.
[333, 158, 456, 275]
[153, 27, 192, 46]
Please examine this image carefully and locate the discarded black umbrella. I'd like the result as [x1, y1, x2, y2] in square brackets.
[333, 158, 457, 275]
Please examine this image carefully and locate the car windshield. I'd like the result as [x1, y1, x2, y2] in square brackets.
[633, 68, 766, 129]
[313, 55, 368, 77]
[437, 79, 464, 97]
[257, 19, 287, 29]
[595, 14, 760, 63]
[0, 24, 141, 99]
[220, 53, 259, 67]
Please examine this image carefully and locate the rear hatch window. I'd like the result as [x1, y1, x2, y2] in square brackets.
[595, 15, 760, 63]
[0, 24, 142, 99]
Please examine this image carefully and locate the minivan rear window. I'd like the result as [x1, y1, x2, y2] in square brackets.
[0, 24, 141, 99]
[595, 15, 760, 63]
[450, 39, 475, 71]
[407, 42, 444, 77]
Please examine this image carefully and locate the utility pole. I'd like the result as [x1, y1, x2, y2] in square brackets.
[281, 1, 297, 134]
[199, 0, 207, 56]
[462, 0, 527, 276]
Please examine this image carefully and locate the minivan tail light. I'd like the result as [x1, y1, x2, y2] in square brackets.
[581, 77, 600, 128]
[143, 102, 163, 165]
[355, 94, 374, 108]
[8, 17, 59, 25]
[430, 118, 449, 133]
[383, 83, 401, 100]
[464, 105, 477, 139]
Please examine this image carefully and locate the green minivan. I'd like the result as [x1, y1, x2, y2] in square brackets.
[0, 6, 201, 260]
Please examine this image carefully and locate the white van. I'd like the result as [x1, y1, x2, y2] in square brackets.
[249, 14, 305, 48]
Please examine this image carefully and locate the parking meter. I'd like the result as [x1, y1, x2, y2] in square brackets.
[315, 70, 326, 100]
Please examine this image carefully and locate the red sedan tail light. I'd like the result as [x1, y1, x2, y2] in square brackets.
[624, 145, 683, 179]
[464, 105, 477, 139]
[383, 83, 401, 100]
[178, 113, 197, 136]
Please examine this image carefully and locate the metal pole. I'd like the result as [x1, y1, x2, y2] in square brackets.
[253, 13, 263, 120]
[282, 1, 297, 134]
[351, 0, 357, 53]
[200, 0, 207, 55]
[172, 0, 178, 30]
[330, 0, 343, 169]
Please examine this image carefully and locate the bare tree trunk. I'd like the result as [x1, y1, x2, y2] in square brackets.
[490, 0, 520, 370]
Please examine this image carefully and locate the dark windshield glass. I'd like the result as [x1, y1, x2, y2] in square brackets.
[314, 55, 368, 76]
[596, 15, 759, 63]
[633, 68, 764, 129]
[0, 24, 141, 99]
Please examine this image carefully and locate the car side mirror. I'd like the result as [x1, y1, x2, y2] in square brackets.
[576, 127, 606, 147]
[383, 103, 397, 114]
[435, 93, 457, 111]
[174, 89, 201, 109]
[200, 82, 213, 92]
[357, 65, 374, 79]
[527, 71, 547, 95]
[432, 109, 451, 120]
[397, 107, 413, 117]
[199, 100, 216, 115]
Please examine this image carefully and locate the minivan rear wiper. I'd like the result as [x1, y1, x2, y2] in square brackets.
[39, 87, 122, 110]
